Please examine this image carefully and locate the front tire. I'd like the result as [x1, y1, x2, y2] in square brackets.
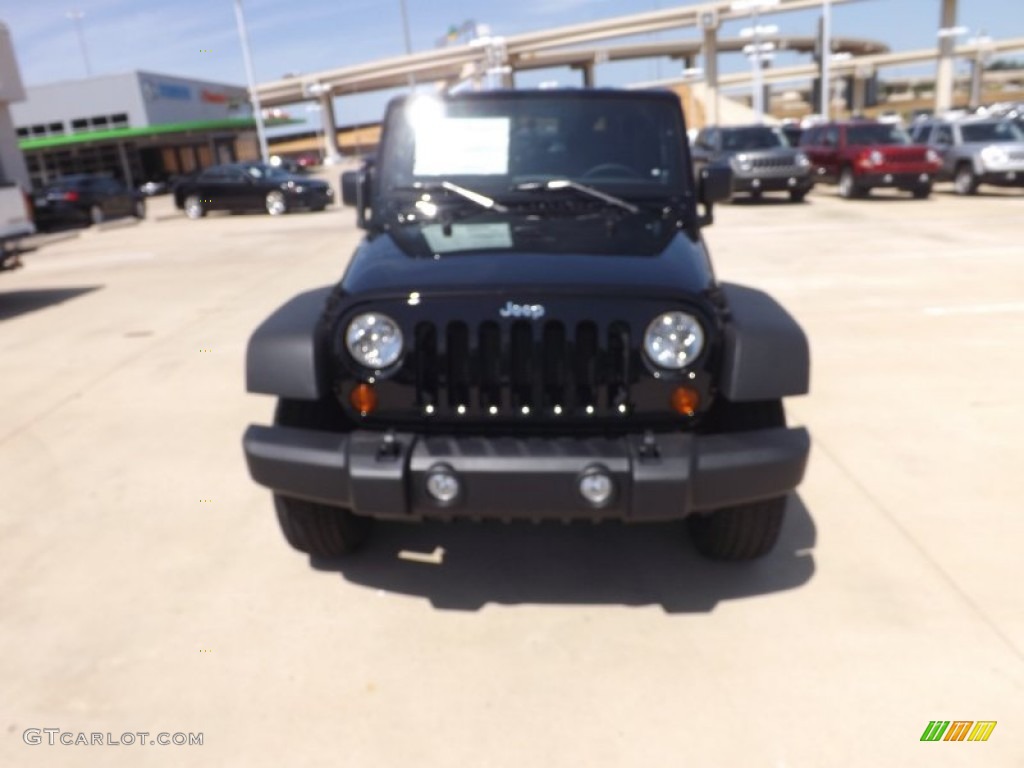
[266, 190, 288, 215]
[687, 497, 787, 561]
[274, 495, 371, 557]
[272, 398, 369, 556]
[954, 164, 978, 196]
[838, 167, 861, 199]
[911, 183, 932, 200]
[688, 399, 789, 561]
[789, 188, 808, 203]
[184, 195, 205, 219]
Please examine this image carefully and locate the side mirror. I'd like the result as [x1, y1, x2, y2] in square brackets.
[697, 165, 732, 227]
[341, 167, 373, 229]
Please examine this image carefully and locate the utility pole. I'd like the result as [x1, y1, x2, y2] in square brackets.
[821, 0, 830, 117]
[398, 0, 416, 88]
[66, 10, 92, 77]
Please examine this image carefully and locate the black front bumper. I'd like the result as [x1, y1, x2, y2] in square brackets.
[860, 171, 933, 189]
[733, 172, 813, 194]
[243, 426, 810, 521]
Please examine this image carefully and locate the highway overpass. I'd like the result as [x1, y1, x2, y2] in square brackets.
[253, 0, 989, 161]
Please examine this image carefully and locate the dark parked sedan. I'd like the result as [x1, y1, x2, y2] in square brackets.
[173, 163, 333, 219]
[692, 124, 814, 202]
[33, 175, 145, 229]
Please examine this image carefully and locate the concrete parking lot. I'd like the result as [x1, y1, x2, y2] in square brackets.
[1, 184, 1022, 767]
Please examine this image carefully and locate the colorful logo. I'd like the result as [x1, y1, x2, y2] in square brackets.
[920, 721, 997, 742]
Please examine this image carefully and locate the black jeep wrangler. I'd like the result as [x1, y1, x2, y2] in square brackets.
[243, 89, 810, 561]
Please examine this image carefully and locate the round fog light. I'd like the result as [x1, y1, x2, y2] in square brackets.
[426, 465, 460, 504]
[578, 469, 614, 507]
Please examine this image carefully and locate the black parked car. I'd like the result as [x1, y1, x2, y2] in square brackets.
[33, 174, 145, 229]
[242, 89, 811, 562]
[692, 124, 814, 202]
[172, 162, 333, 219]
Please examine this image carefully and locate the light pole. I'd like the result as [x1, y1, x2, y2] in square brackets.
[733, 0, 780, 123]
[66, 10, 92, 77]
[232, 0, 269, 164]
[398, 0, 416, 88]
[821, 0, 830, 118]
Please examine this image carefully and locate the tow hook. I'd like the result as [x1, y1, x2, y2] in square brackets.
[638, 430, 660, 460]
[377, 430, 401, 460]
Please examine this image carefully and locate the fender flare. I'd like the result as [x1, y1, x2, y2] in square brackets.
[717, 282, 810, 402]
[246, 287, 333, 400]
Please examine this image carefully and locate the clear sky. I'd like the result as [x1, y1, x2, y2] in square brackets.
[4, 0, 1023, 130]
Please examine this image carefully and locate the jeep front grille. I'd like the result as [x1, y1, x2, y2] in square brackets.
[750, 156, 795, 169]
[412, 320, 632, 417]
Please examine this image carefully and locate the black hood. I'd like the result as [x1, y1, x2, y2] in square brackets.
[341, 218, 715, 299]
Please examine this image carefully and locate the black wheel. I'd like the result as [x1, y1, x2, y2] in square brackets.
[954, 164, 978, 196]
[272, 399, 369, 556]
[184, 195, 205, 219]
[789, 188, 808, 203]
[838, 167, 862, 199]
[274, 494, 371, 556]
[687, 399, 788, 561]
[749, 189, 763, 202]
[133, 199, 146, 219]
[310, 203, 327, 213]
[911, 183, 932, 200]
[687, 497, 787, 561]
[266, 190, 288, 215]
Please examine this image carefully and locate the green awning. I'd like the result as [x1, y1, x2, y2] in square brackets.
[18, 117, 300, 151]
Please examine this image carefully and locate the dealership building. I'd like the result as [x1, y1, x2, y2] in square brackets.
[10, 70, 280, 190]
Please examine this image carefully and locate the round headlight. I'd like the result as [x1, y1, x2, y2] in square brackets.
[981, 145, 1008, 165]
[868, 150, 884, 166]
[644, 312, 705, 370]
[735, 153, 753, 172]
[345, 312, 404, 370]
[795, 152, 811, 167]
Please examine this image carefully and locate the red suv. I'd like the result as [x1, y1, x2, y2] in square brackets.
[799, 120, 941, 199]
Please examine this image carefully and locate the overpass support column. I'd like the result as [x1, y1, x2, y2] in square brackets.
[935, 0, 958, 113]
[318, 92, 343, 165]
[700, 11, 721, 127]
[851, 67, 872, 115]
[580, 62, 595, 88]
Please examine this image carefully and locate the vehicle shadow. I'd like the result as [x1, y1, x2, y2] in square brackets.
[311, 495, 816, 613]
[729, 197, 809, 206]
[0, 286, 102, 321]
[934, 187, 1023, 198]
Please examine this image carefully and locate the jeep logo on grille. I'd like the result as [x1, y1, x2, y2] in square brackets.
[499, 301, 545, 319]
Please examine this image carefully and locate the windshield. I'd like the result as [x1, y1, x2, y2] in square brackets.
[721, 126, 788, 150]
[243, 164, 290, 180]
[846, 124, 911, 146]
[378, 94, 690, 199]
[960, 121, 1024, 143]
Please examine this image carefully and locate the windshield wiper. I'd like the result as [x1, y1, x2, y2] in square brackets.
[394, 181, 508, 213]
[513, 179, 639, 214]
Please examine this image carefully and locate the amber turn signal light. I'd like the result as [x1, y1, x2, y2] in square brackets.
[349, 383, 378, 415]
[671, 386, 699, 416]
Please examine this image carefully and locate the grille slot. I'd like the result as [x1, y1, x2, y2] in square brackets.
[414, 323, 437, 406]
[446, 322, 471, 408]
[416, 320, 628, 417]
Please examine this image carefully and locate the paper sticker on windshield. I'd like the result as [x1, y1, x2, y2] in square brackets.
[414, 118, 510, 176]
[421, 223, 513, 253]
